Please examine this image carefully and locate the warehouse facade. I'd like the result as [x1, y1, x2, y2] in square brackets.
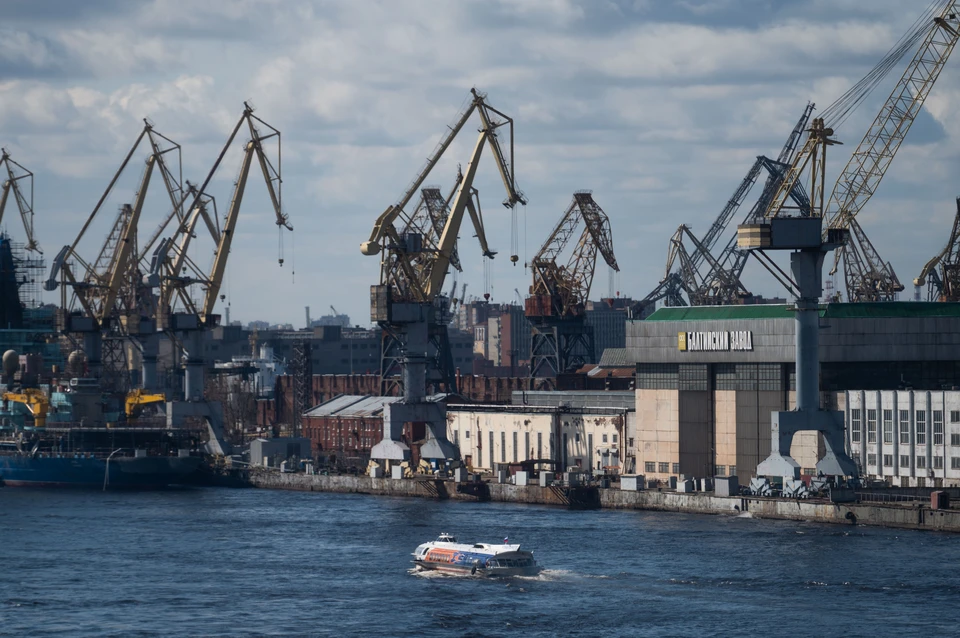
[626, 303, 960, 485]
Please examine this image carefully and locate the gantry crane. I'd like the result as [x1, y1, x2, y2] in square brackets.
[526, 191, 618, 383]
[0, 149, 40, 253]
[825, 1, 959, 301]
[915, 197, 960, 301]
[45, 120, 184, 390]
[364, 87, 525, 463]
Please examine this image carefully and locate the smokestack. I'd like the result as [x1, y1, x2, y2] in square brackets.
[305, 306, 311, 329]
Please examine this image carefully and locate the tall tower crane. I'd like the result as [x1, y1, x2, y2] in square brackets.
[825, 2, 959, 301]
[0, 149, 40, 254]
[364, 87, 525, 464]
[915, 197, 960, 301]
[44, 121, 183, 388]
[526, 191, 618, 383]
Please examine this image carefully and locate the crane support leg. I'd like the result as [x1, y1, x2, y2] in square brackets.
[756, 246, 858, 479]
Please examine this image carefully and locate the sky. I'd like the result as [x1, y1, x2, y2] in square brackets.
[2, 0, 959, 327]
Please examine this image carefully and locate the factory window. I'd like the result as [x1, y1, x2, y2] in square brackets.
[757, 364, 781, 391]
[883, 410, 893, 444]
[900, 455, 910, 468]
[850, 409, 861, 443]
[513, 432, 518, 463]
[934, 456, 944, 470]
[714, 363, 737, 391]
[953, 433, 960, 447]
[716, 465, 726, 476]
[525, 432, 530, 461]
[658, 462, 669, 474]
[453, 430, 459, 445]
[951, 410, 960, 424]
[952, 457, 960, 470]
[917, 456, 926, 469]
[537, 433, 542, 459]
[636, 363, 679, 390]
[645, 462, 656, 473]
[867, 410, 877, 443]
[900, 410, 910, 445]
[934, 411, 944, 445]
[628, 437, 634, 448]
[489, 431, 494, 470]
[464, 430, 470, 439]
[883, 455, 893, 468]
[501, 432, 506, 463]
[917, 411, 927, 445]
[867, 454, 877, 467]
[602, 434, 608, 443]
[672, 463, 680, 474]
[679, 364, 709, 391]
[802, 468, 816, 477]
[612, 434, 618, 444]
[575, 432, 580, 443]
[728, 465, 736, 476]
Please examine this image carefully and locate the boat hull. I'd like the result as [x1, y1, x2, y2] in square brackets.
[0, 454, 203, 489]
[414, 559, 540, 577]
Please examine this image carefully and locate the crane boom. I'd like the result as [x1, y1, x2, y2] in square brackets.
[0, 149, 40, 253]
[825, 5, 959, 229]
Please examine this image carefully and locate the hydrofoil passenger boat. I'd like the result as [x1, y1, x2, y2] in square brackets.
[413, 533, 542, 577]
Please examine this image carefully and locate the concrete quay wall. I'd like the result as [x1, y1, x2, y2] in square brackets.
[249, 472, 960, 533]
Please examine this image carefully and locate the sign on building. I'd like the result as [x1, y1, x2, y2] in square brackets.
[678, 330, 753, 352]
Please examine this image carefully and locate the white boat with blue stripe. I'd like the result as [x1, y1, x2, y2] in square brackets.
[413, 533, 542, 577]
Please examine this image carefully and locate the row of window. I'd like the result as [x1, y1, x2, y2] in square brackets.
[865, 453, 960, 470]
[851, 408, 956, 445]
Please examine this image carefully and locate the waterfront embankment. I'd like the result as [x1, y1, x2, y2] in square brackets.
[248, 471, 960, 533]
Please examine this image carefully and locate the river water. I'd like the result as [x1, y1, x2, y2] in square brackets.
[1, 487, 958, 637]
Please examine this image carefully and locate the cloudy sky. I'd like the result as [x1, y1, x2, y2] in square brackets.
[2, 0, 959, 327]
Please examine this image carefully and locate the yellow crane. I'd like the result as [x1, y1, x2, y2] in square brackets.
[124, 389, 166, 421]
[365, 88, 525, 463]
[1, 389, 49, 428]
[0, 149, 40, 253]
[363, 87, 525, 396]
[915, 197, 960, 301]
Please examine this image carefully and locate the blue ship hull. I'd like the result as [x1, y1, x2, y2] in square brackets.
[0, 454, 202, 489]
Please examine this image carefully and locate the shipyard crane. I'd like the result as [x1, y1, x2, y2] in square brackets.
[0, 149, 40, 254]
[363, 87, 524, 398]
[365, 87, 525, 464]
[915, 197, 960, 301]
[694, 104, 815, 304]
[526, 191, 618, 382]
[825, 2, 959, 301]
[640, 104, 813, 312]
[44, 121, 184, 388]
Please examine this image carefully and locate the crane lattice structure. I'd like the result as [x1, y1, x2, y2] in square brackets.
[0, 149, 41, 254]
[45, 121, 184, 392]
[363, 87, 525, 463]
[363, 87, 525, 399]
[915, 197, 960, 301]
[634, 104, 813, 316]
[825, 1, 959, 301]
[527, 191, 618, 383]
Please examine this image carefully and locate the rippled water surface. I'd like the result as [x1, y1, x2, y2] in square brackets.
[2, 487, 959, 637]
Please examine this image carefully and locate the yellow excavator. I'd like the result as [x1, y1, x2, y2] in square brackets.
[1, 388, 49, 427]
[125, 389, 166, 422]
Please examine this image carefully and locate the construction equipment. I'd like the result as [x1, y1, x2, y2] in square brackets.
[147, 102, 290, 456]
[825, 2, 959, 301]
[637, 104, 813, 314]
[526, 191, 618, 382]
[124, 389, 166, 421]
[0, 149, 40, 253]
[44, 120, 184, 390]
[365, 87, 524, 463]
[915, 197, 960, 301]
[1, 389, 49, 427]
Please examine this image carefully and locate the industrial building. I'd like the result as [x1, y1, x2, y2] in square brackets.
[626, 303, 960, 485]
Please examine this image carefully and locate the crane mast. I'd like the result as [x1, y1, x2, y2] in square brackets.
[366, 88, 524, 465]
[0, 149, 40, 253]
[527, 191, 618, 384]
[826, 3, 959, 301]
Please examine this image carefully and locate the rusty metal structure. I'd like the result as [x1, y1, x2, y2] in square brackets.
[526, 191, 618, 382]
[915, 197, 960, 301]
